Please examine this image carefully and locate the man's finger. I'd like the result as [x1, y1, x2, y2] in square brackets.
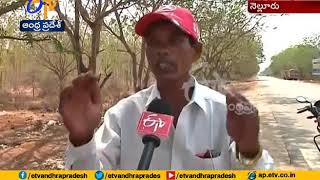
[226, 90, 258, 116]
[226, 91, 242, 106]
[72, 71, 98, 89]
[59, 86, 73, 114]
[85, 72, 101, 104]
[72, 72, 88, 87]
[89, 79, 101, 105]
[71, 72, 100, 104]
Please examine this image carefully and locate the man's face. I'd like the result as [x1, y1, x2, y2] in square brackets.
[145, 21, 202, 81]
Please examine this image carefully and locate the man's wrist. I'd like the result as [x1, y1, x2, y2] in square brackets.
[239, 145, 260, 158]
[236, 142, 263, 167]
[237, 141, 260, 158]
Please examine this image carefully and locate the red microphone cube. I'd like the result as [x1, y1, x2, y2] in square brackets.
[137, 111, 174, 138]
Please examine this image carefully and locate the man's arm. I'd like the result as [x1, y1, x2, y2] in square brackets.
[65, 109, 121, 170]
[229, 141, 275, 170]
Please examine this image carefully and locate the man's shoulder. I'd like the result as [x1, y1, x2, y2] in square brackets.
[109, 85, 153, 111]
[197, 83, 226, 106]
[123, 85, 154, 102]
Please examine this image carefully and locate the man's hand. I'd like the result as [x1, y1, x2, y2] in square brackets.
[59, 71, 102, 146]
[226, 91, 260, 156]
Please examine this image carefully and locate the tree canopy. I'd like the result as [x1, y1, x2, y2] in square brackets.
[268, 37, 320, 79]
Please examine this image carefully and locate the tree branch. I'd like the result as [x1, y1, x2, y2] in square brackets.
[97, 0, 135, 20]
[76, 0, 94, 27]
[0, 35, 51, 42]
[80, 23, 89, 47]
[103, 22, 121, 39]
[101, 0, 109, 13]
[55, 3, 76, 51]
[55, 2, 74, 34]
[82, 50, 91, 59]
[99, 72, 112, 89]
[114, 9, 130, 52]
[0, 0, 27, 17]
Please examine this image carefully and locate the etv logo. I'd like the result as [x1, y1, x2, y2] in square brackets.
[142, 114, 166, 132]
[25, 0, 58, 20]
[21, 0, 64, 32]
[137, 111, 173, 138]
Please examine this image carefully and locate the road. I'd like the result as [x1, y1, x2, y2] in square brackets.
[240, 76, 320, 170]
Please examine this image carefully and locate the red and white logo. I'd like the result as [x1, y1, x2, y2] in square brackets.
[142, 113, 166, 132]
[137, 111, 173, 138]
[166, 171, 175, 180]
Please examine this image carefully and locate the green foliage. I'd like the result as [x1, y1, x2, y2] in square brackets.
[269, 44, 320, 79]
[230, 33, 261, 79]
[303, 34, 320, 49]
[186, 0, 264, 80]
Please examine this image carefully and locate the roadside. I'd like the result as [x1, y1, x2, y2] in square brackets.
[241, 76, 320, 170]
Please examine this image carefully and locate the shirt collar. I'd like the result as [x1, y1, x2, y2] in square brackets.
[145, 84, 161, 108]
[190, 76, 208, 114]
[145, 76, 208, 114]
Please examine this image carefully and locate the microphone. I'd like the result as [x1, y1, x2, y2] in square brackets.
[136, 98, 174, 170]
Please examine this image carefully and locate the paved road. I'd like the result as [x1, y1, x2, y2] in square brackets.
[241, 76, 320, 170]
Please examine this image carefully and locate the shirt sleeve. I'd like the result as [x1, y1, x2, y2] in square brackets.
[64, 108, 121, 170]
[229, 141, 275, 170]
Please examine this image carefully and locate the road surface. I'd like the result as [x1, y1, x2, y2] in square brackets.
[241, 76, 320, 169]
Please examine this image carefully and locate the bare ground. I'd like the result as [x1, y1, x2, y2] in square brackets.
[0, 111, 67, 170]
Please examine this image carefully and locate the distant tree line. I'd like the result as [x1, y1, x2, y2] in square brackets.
[263, 34, 320, 79]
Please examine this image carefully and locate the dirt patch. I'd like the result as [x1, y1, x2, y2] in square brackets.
[0, 111, 67, 169]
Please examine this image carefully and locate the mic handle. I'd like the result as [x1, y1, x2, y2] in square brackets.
[137, 135, 161, 170]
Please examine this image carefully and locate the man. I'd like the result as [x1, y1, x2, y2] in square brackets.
[60, 5, 274, 170]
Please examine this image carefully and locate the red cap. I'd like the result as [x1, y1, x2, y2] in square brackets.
[135, 5, 200, 42]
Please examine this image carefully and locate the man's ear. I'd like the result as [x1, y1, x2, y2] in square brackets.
[193, 42, 203, 62]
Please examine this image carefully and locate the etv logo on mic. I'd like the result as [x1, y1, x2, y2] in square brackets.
[137, 111, 173, 137]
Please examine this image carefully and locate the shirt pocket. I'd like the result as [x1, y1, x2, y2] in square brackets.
[189, 154, 216, 169]
[210, 151, 230, 169]
[190, 152, 230, 170]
